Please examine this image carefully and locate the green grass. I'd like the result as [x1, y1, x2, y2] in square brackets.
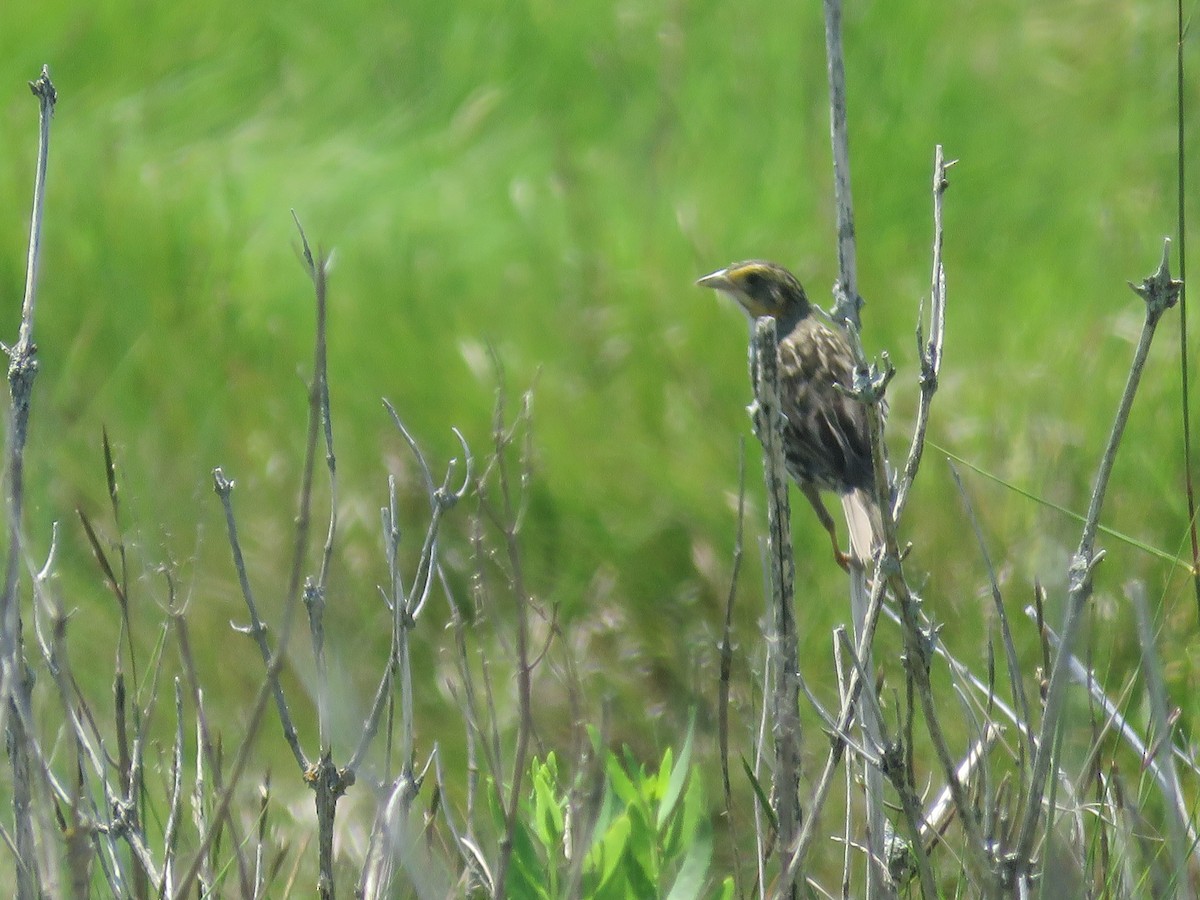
[2, 0, 1198, 890]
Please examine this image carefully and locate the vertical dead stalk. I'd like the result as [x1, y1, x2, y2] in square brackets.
[1012, 242, 1181, 884]
[717, 441, 747, 891]
[781, 141, 955, 895]
[1173, 0, 1199, 623]
[177, 218, 339, 899]
[749, 317, 803, 895]
[822, 0, 861, 330]
[477, 371, 537, 900]
[2, 66, 56, 900]
[820, 4, 903, 890]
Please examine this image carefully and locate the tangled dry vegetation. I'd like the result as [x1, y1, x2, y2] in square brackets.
[2, 5, 1198, 894]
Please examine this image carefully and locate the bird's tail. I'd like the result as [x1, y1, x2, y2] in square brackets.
[841, 488, 882, 567]
[841, 488, 888, 882]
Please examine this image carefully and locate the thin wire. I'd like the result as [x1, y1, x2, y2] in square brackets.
[1175, 0, 1200, 621]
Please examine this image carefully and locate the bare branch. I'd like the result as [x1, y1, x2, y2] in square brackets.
[749, 317, 802, 894]
[1014, 242, 1182, 875]
[822, 0, 861, 328]
[2, 65, 56, 900]
[892, 147, 954, 520]
[213, 469, 308, 771]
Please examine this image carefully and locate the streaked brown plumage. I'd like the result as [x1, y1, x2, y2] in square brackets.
[697, 260, 882, 567]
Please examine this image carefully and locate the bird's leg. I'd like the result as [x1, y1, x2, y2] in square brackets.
[800, 483, 851, 571]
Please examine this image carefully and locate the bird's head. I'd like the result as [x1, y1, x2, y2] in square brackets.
[696, 260, 810, 331]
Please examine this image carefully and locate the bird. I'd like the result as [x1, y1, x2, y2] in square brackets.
[697, 260, 883, 569]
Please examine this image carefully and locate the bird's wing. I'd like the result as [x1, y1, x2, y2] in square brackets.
[776, 321, 877, 493]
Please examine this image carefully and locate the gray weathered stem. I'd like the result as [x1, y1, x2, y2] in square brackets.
[3, 66, 56, 900]
[750, 317, 803, 894]
[1012, 241, 1181, 878]
[823, 0, 861, 328]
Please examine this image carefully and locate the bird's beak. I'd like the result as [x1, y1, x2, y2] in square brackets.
[696, 268, 734, 291]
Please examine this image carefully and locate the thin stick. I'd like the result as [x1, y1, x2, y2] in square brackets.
[1174, 0, 1200, 622]
[481, 370, 538, 900]
[893, 147, 953, 520]
[948, 462, 1033, 764]
[175, 217, 333, 899]
[1013, 242, 1182, 874]
[718, 440, 747, 893]
[822, 0, 861, 328]
[750, 318, 802, 896]
[1127, 582, 1192, 897]
[3, 66, 56, 900]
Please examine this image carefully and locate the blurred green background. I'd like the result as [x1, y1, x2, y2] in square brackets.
[2, 0, 1198, 882]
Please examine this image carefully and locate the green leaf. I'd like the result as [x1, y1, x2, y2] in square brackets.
[486, 777, 508, 832]
[625, 797, 658, 884]
[607, 749, 641, 808]
[622, 745, 647, 790]
[587, 779, 618, 855]
[664, 820, 711, 900]
[657, 746, 674, 800]
[601, 804, 656, 900]
[657, 713, 695, 831]
[586, 724, 602, 753]
[661, 790, 685, 861]
[741, 755, 778, 832]
[531, 758, 565, 851]
[662, 766, 706, 873]
[676, 768, 706, 848]
[588, 811, 632, 893]
[507, 815, 552, 900]
[626, 845, 658, 899]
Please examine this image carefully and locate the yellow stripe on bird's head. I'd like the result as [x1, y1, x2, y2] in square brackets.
[696, 260, 810, 327]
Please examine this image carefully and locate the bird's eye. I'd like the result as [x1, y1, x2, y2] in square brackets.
[742, 271, 763, 293]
